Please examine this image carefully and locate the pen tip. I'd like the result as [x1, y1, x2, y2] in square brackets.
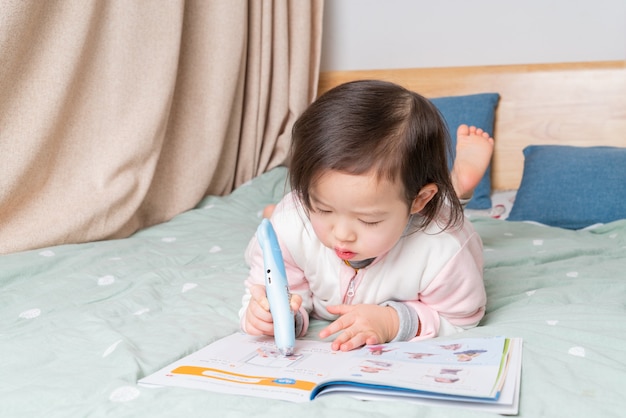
[280, 347, 294, 356]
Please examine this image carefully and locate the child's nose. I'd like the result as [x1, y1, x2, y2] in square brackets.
[333, 220, 356, 242]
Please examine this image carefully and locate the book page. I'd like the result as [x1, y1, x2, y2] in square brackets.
[140, 333, 344, 402]
[139, 333, 512, 404]
[312, 335, 509, 400]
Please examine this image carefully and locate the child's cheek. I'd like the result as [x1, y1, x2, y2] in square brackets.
[309, 216, 330, 245]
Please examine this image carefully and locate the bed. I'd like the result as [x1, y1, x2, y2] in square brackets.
[2, 61, 626, 417]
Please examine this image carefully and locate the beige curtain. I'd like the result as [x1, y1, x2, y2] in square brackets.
[0, 0, 323, 254]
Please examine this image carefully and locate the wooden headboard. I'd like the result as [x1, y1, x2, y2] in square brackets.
[318, 61, 626, 191]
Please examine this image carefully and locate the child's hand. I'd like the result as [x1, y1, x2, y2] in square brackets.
[319, 304, 399, 351]
[244, 284, 302, 336]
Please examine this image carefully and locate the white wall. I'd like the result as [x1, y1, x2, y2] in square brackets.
[321, 0, 626, 71]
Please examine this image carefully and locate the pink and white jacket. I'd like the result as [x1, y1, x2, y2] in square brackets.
[239, 192, 486, 341]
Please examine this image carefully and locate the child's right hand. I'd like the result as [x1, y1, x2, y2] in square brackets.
[244, 284, 302, 336]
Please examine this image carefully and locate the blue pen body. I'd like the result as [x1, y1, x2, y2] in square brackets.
[256, 218, 296, 356]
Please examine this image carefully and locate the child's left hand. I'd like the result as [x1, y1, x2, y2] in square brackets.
[319, 304, 399, 351]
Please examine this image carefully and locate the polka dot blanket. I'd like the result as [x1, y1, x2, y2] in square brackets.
[1, 166, 625, 418]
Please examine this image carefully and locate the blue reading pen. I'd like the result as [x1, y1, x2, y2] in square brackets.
[256, 218, 296, 356]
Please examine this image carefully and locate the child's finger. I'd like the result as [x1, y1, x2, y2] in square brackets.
[289, 293, 302, 312]
[319, 305, 356, 338]
[249, 298, 273, 322]
[245, 305, 275, 335]
[333, 332, 368, 352]
[319, 313, 353, 339]
[249, 284, 270, 311]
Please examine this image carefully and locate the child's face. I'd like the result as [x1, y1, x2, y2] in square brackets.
[307, 169, 413, 262]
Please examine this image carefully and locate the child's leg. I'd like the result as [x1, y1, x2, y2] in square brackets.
[450, 124, 494, 200]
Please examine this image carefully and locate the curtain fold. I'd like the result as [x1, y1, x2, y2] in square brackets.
[0, 0, 323, 254]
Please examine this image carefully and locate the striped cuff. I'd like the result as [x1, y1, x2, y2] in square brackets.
[380, 301, 419, 342]
[294, 310, 304, 337]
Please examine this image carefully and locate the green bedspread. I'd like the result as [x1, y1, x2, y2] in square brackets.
[1, 167, 625, 417]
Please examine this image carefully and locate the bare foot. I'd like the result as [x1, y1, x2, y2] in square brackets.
[262, 204, 276, 219]
[450, 124, 494, 200]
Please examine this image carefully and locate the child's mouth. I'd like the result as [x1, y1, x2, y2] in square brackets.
[335, 248, 355, 260]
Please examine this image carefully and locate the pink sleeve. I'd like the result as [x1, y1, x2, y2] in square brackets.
[405, 231, 486, 340]
[240, 203, 311, 337]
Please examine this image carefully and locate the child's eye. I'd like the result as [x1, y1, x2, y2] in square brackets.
[360, 219, 381, 226]
[314, 208, 332, 214]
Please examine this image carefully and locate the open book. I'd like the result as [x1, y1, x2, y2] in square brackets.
[139, 333, 522, 415]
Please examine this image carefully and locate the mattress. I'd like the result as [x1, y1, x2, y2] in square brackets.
[2, 166, 625, 417]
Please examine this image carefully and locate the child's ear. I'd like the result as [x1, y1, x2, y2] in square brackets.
[410, 183, 438, 214]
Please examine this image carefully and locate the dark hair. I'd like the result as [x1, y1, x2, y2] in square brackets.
[289, 79, 463, 232]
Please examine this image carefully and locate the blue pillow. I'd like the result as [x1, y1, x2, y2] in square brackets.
[431, 93, 500, 209]
[508, 145, 626, 229]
